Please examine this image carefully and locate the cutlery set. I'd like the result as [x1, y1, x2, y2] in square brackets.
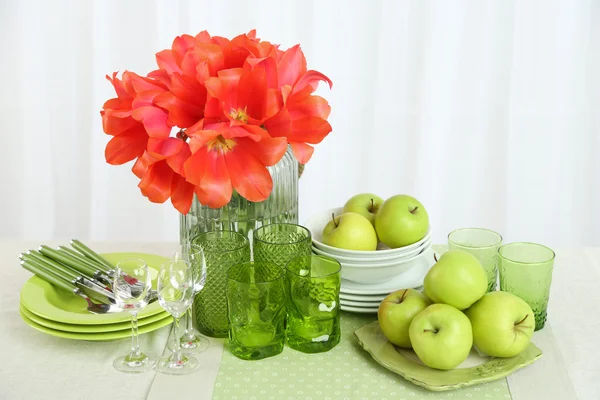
[19, 240, 148, 314]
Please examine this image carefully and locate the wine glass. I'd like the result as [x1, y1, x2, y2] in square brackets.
[112, 259, 155, 373]
[177, 243, 209, 352]
[156, 259, 198, 374]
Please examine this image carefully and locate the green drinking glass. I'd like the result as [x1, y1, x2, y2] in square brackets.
[498, 242, 555, 331]
[285, 255, 341, 353]
[448, 228, 503, 292]
[253, 223, 312, 267]
[226, 261, 286, 360]
[191, 231, 251, 338]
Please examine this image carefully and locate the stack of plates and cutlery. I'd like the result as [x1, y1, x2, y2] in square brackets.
[305, 208, 437, 314]
[18, 241, 172, 341]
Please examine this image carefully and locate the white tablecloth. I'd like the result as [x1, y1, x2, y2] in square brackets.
[0, 241, 597, 400]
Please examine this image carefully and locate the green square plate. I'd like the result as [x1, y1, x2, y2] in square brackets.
[354, 320, 542, 391]
[19, 252, 168, 325]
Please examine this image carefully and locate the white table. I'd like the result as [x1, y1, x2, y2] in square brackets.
[0, 241, 598, 400]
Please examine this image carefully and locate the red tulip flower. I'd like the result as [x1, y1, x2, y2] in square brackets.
[100, 30, 332, 214]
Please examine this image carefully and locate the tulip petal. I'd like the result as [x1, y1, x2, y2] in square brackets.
[172, 34, 196, 65]
[278, 45, 307, 88]
[105, 127, 147, 165]
[138, 161, 173, 203]
[193, 185, 218, 209]
[147, 137, 184, 159]
[290, 142, 314, 164]
[237, 136, 287, 166]
[289, 117, 332, 144]
[166, 142, 191, 175]
[129, 72, 167, 93]
[132, 152, 158, 178]
[199, 149, 233, 207]
[225, 146, 273, 202]
[156, 50, 181, 75]
[294, 70, 333, 93]
[194, 42, 225, 76]
[102, 114, 139, 136]
[183, 150, 207, 186]
[131, 106, 171, 137]
[170, 174, 195, 214]
[154, 91, 202, 128]
[288, 94, 331, 120]
[263, 108, 292, 138]
[187, 130, 222, 152]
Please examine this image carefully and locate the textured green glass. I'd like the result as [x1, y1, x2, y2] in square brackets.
[448, 228, 503, 292]
[498, 242, 555, 331]
[227, 261, 286, 360]
[285, 255, 341, 353]
[191, 231, 250, 338]
[253, 223, 311, 267]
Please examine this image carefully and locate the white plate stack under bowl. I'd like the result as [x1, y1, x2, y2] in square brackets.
[304, 208, 437, 314]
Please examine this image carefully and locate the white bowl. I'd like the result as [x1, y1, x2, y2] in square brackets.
[304, 207, 431, 258]
[338, 244, 433, 284]
[312, 236, 432, 263]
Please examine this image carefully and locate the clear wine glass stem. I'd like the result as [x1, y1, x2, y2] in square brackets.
[129, 311, 141, 358]
[183, 308, 194, 339]
[171, 316, 183, 363]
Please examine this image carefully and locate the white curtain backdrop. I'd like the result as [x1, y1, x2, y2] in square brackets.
[1, 0, 598, 247]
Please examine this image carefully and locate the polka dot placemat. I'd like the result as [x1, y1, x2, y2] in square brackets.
[212, 313, 511, 400]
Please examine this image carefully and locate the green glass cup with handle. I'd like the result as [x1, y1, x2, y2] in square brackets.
[285, 255, 341, 353]
[226, 261, 286, 360]
[191, 231, 251, 338]
[498, 242, 555, 331]
[448, 228, 503, 292]
[253, 223, 312, 267]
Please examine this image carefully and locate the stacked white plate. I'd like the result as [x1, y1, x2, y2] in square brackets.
[305, 208, 437, 314]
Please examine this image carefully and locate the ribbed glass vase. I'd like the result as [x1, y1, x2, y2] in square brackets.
[180, 148, 299, 243]
[179, 147, 299, 337]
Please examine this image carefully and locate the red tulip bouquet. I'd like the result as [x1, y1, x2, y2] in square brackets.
[100, 30, 333, 214]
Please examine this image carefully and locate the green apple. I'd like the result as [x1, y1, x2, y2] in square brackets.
[465, 291, 535, 357]
[374, 195, 429, 248]
[322, 212, 378, 251]
[378, 289, 431, 348]
[342, 193, 384, 226]
[423, 250, 487, 310]
[408, 304, 473, 370]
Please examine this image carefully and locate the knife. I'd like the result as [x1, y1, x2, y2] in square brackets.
[26, 250, 109, 290]
[70, 239, 114, 272]
[20, 259, 121, 314]
[38, 245, 113, 286]
[20, 252, 116, 301]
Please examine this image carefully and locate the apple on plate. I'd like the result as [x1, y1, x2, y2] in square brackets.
[465, 291, 535, 358]
[343, 193, 384, 226]
[378, 289, 431, 348]
[423, 249, 487, 310]
[374, 195, 429, 248]
[322, 212, 378, 251]
[409, 303, 473, 370]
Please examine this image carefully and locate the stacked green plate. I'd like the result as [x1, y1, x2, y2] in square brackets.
[19, 252, 173, 341]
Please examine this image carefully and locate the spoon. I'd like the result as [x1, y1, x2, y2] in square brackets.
[20, 260, 123, 314]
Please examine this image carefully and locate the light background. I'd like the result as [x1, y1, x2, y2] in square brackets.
[0, 0, 598, 246]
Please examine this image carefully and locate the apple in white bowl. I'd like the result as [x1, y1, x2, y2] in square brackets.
[409, 303, 473, 370]
[322, 212, 378, 251]
[343, 193, 383, 226]
[465, 291, 535, 357]
[378, 289, 431, 348]
[375, 195, 429, 248]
